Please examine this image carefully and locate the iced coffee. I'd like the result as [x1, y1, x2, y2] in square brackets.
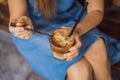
[49, 28, 74, 61]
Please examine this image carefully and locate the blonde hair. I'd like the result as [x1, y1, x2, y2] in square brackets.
[34, 0, 56, 20]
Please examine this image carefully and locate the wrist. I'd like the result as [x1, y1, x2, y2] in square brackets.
[76, 24, 82, 37]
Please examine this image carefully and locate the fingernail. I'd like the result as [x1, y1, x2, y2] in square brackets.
[27, 25, 31, 28]
[69, 48, 72, 51]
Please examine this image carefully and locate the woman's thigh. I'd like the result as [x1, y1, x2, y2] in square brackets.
[66, 57, 93, 80]
[84, 38, 111, 80]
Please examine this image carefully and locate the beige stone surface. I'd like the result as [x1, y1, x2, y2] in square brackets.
[0, 29, 44, 80]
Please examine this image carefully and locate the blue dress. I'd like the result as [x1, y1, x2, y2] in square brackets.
[11, 0, 120, 80]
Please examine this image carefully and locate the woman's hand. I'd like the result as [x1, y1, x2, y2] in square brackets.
[9, 16, 33, 40]
[62, 26, 82, 61]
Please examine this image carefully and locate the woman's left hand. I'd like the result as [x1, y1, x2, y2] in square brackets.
[61, 26, 82, 61]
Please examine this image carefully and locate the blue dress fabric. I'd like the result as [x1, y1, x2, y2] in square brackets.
[11, 0, 120, 80]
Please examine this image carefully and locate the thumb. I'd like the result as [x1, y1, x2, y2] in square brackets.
[16, 17, 27, 27]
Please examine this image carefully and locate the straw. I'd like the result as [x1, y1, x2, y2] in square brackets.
[10, 23, 51, 36]
[69, 2, 88, 37]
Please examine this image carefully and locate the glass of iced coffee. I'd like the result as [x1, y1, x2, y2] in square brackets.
[49, 28, 74, 61]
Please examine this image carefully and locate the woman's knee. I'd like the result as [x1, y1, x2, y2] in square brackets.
[85, 38, 108, 61]
[67, 58, 93, 80]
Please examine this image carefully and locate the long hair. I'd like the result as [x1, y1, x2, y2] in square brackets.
[34, 0, 56, 20]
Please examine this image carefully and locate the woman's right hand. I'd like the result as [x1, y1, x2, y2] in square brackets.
[9, 16, 34, 40]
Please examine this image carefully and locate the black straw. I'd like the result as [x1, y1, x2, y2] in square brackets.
[69, 2, 88, 36]
[10, 23, 51, 37]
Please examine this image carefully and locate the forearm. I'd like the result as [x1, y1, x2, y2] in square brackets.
[8, 0, 27, 21]
[77, 10, 104, 36]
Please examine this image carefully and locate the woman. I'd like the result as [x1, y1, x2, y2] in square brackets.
[8, 0, 120, 80]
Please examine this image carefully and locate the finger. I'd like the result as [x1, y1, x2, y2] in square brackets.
[16, 22, 25, 27]
[64, 50, 79, 58]
[18, 31, 32, 40]
[15, 35, 26, 39]
[14, 27, 24, 32]
[66, 54, 78, 61]
[16, 17, 27, 27]
[26, 25, 33, 30]
[20, 16, 33, 25]
[66, 51, 79, 61]
[9, 16, 33, 33]
[14, 31, 32, 40]
[13, 25, 33, 35]
[69, 35, 81, 51]
[24, 31, 33, 39]
[14, 30, 29, 36]
[15, 16, 32, 27]
[17, 25, 33, 33]
[9, 26, 24, 33]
